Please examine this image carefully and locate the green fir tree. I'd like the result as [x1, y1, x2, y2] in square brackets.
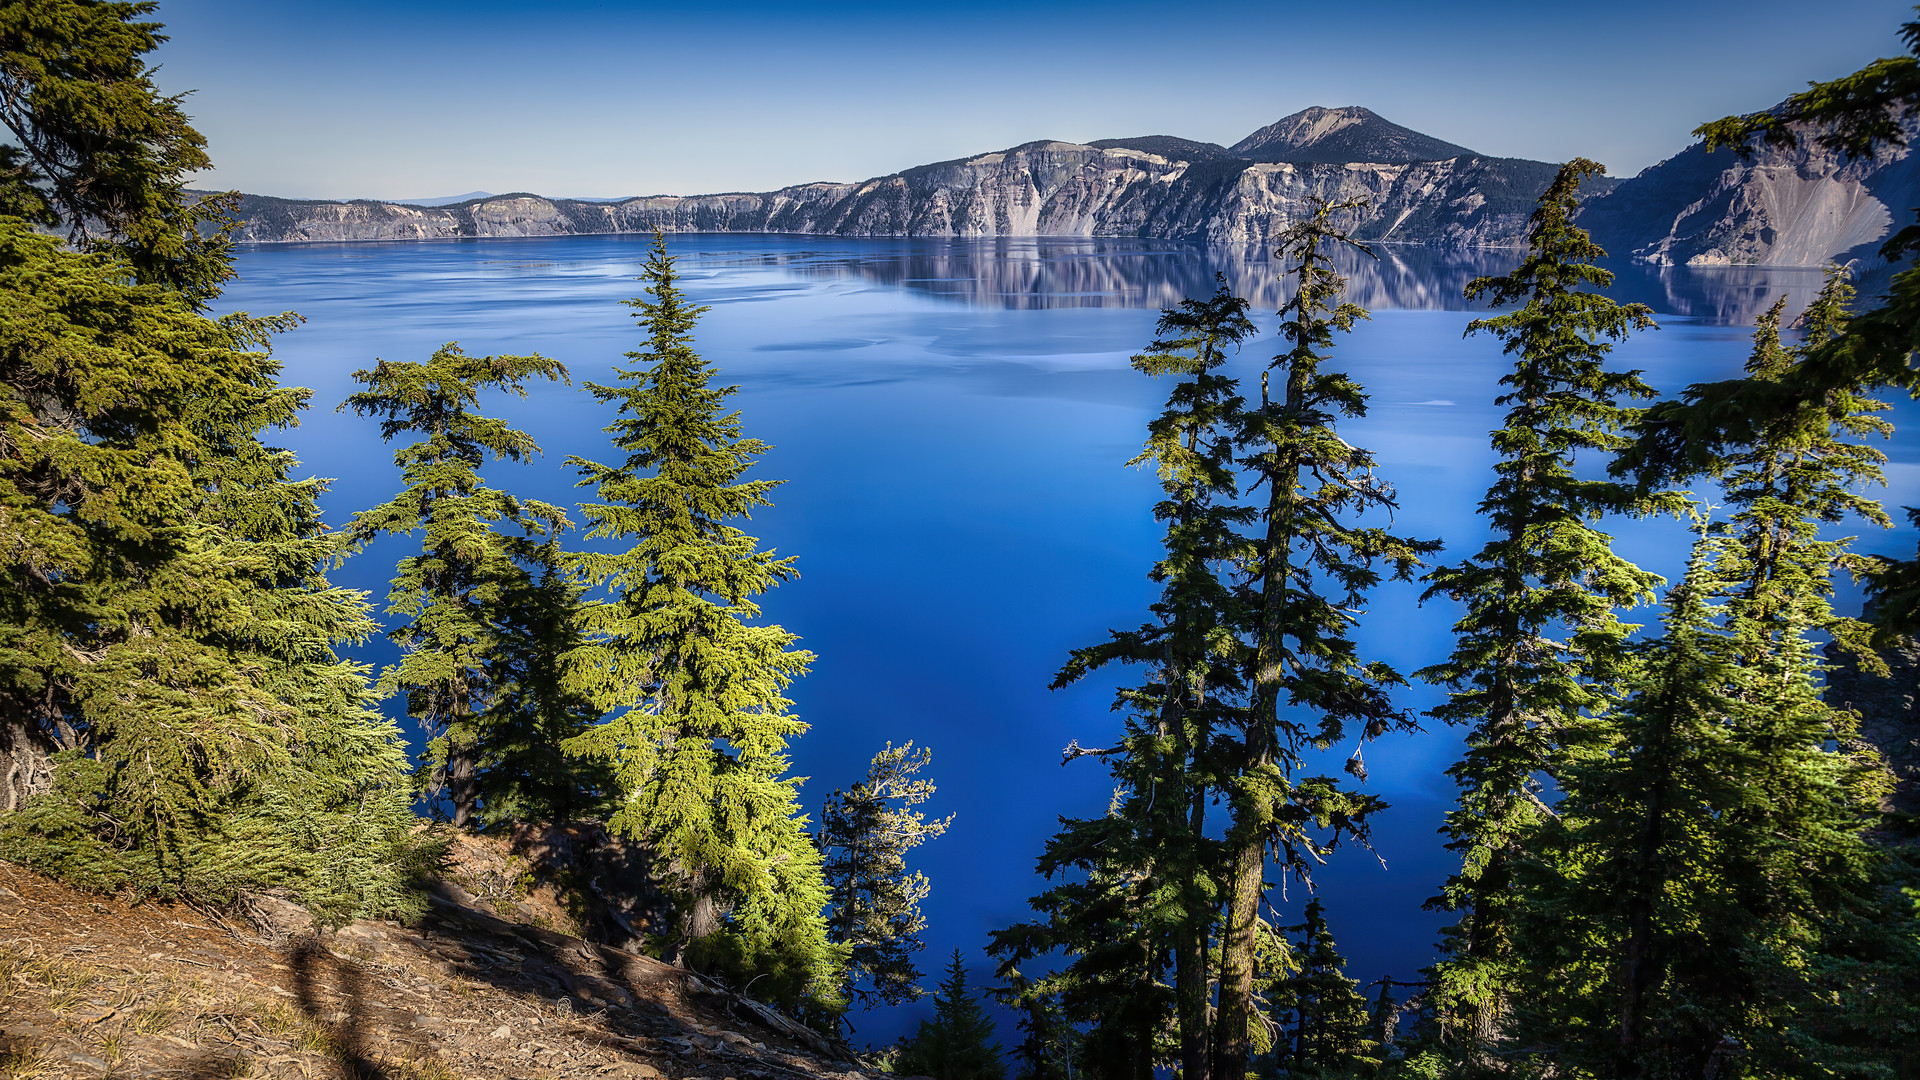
[1415, 159, 1675, 1054]
[1682, 11, 1920, 640]
[1601, 272, 1919, 1077]
[0, 0, 237, 302]
[0, 0, 427, 918]
[0, 223, 428, 918]
[993, 811, 1177, 1080]
[1270, 900, 1381, 1080]
[1508, 532, 1749, 1078]
[475, 530, 617, 828]
[896, 951, 1008, 1080]
[341, 344, 572, 829]
[992, 974, 1077, 1080]
[564, 234, 842, 1018]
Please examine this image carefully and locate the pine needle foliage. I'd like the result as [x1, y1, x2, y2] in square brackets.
[1713, 274, 1890, 662]
[993, 974, 1077, 1080]
[1214, 198, 1438, 1080]
[0, 221, 429, 920]
[1517, 520, 1912, 1078]
[0, 0, 236, 302]
[993, 808, 1179, 1080]
[1625, 270, 1889, 657]
[1590, 274, 1918, 1079]
[1509, 535, 1751, 1078]
[477, 531, 618, 828]
[564, 234, 840, 1018]
[341, 343, 573, 829]
[1414, 159, 1676, 1051]
[822, 742, 952, 1011]
[896, 951, 1008, 1080]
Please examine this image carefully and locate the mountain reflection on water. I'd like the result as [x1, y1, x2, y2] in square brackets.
[690, 235, 1846, 325]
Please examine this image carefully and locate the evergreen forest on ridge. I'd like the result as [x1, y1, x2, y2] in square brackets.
[3, 3, 1920, 1079]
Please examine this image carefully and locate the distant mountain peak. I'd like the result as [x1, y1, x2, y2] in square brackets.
[1230, 106, 1477, 165]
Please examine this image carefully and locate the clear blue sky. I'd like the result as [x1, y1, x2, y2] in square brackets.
[153, 0, 1916, 200]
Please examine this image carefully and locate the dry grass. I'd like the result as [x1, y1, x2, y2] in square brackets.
[0, 1036, 55, 1080]
[6, 950, 103, 1018]
[206, 1053, 257, 1079]
[296, 1024, 350, 1061]
[256, 1000, 307, 1039]
[98, 1026, 127, 1065]
[132, 1005, 173, 1034]
[389, 1053, 464, 1080]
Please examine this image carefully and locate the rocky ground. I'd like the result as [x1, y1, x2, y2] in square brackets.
[0, 858, 882, 1080]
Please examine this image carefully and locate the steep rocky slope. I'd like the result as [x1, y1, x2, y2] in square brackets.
[223, 147, 1568, 248]
[1579, 113, 1920, 268]
[0, 847, 873, 1080]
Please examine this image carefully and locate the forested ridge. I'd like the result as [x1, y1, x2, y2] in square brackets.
[2, 3, 1918, 1080]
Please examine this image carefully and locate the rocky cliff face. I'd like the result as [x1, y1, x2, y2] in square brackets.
[220, 104, 1920, 267]
[1579, 114, 1920, 268]
[225, 143, 1566, 249]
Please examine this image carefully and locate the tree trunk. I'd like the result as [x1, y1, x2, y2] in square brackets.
[1175, 780, 1212, 1080]
[446, 739, 478, 829]
[1216, 368, 1300, 1080]
[1453, 571, 1525, 1053]
[0, 707, 56, 814]
[1160, 659, 1212, 1080]
[449, 670, 478, 828]
[1212, 837, 1263, 1080]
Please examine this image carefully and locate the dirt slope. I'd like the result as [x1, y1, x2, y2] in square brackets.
[0, 862, 879, 1080]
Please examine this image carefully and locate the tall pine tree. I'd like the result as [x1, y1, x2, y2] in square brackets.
[476, 530, 616, 828]
[1682, 11, 1920, 639]
[1508, 532, 1750, 1077]
[0, 0, 428, 918]
[1415, 159, 1675, 1053]
[0, 0, 237, 302]
[1009, 280, 1255, 1080]
[1602, 271, 1918, 1077]
[565, 234, 841, 1018]
[1214, 197, 1436, 1080]
[1268, 899, 1381, 1080]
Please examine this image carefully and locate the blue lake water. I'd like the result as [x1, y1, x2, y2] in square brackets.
[220, 234, 1919, 1044]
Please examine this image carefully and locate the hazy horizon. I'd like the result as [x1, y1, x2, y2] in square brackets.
[156, 0, 1914, 202]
